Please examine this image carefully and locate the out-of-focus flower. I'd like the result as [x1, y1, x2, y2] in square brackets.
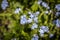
[47, 7, 50, 9]
[39, 29, 44, 37]
[14, 8, 21, 14]
[33, 17, 38, 23]
[1, 0, 8, 10]
[42, 2, 48, 7]
[40, 26, 49, 33]
[20, 18, 27, 24]
[55, 4, 60, 11]
[29, 11, 39, 19]
[27, 18, 33, 23]
[42, 2, 50, 9]
[39, 26, 49, 37]
[28, 11, 32, 14]
[31, 34, 39, 40]
[31, 23, 38, 29]
[56, 19, 60, 27]
[49, 34, 54, 38]
[53, 20, 57, 24]
[11, 38, 17, 40]
[39, 29, 44, 34]
[35, 11, 40, 16]
[21, 15, 26, 19]
[45, 11, 49, 14]
[20, 15, 27, 24]
[30, 14, 35, 19]
[40, 33, 44, 37]
[37, 0, 42, 5]
[49, 10, 52, 13]
[55, 12, 60, 17]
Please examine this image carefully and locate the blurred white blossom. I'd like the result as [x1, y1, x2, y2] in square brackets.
[49, 10, 52, 13]
[40, 33, 44, 37]
[49, 34, 54, 38]
[11, 38, 17, 40]
[28, 11, 32, 14]
[45, 11, 49, 14]
[1, 0, 8, 10]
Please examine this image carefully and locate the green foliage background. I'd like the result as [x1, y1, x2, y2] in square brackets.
[0, 0, 60, 40]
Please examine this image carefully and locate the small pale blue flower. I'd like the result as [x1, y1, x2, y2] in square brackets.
[49, 34, 54, 38]
[27, 18, 33, 23]
[20, 15, 27, 24]
[31, 23, 38, 29]
[55, 4, 60, 11]
[40, 26, 49, 33]
[55, 12, 60, 17]
[39, 29, 44, 37]
[15, 8, 21, 14]
[1, 0, 8, 10]
[37, 0, 42, 4]
[56, 19, 60, 27]
[31, 34, 38, 40]
[30, 14, 35, 19]
[21, 15, 26, 19]
[42, 2, 48, 8]
[35, 11, 40, 16]
[47, 7, 50, 9]
[39, 29, 44, 34]
[20, 18, 27, 24]
[33, 17, 38, 23]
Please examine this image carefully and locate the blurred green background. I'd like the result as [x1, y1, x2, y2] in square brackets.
[0, 0, 60, 40]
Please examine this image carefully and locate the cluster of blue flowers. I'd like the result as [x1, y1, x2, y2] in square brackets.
[20, 11, 40, 32]
[39, 26, 49, 37]
[53, 4, 60, 28]
[37, 0, 50, 9]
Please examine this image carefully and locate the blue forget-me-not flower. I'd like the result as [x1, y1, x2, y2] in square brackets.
[31, 34, 39, 40]
[1, 0, 8, 10]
